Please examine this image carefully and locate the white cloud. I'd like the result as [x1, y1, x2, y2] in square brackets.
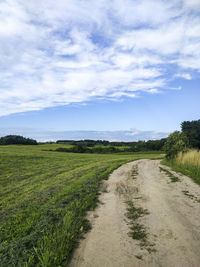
[184, 0, 200, 9]
[174, 73, 192, 80]
[111, 0, 180, 27]
[0, 0, 200, 116]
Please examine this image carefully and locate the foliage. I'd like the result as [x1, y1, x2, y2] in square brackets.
[54, 138, 167, 154]
[57, 139, 110, 146]
[128, 138, 166, 152]
[0, 135, 37, 145]
[71, 142, 88, 153]
[181, 119, 200, 149]
[0, 145, 163, 266]
[164, 131, 188, 159]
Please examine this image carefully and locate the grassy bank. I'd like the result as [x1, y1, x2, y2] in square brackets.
[163, 150, 200, 185]
[0, 145, 163, 266]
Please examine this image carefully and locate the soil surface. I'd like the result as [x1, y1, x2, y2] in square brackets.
[69, 159, 200, 267]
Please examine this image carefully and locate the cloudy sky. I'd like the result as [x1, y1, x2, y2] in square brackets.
[0, 0, 200, 141]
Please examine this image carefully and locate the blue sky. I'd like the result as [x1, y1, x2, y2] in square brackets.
[0, 0, 200, 141]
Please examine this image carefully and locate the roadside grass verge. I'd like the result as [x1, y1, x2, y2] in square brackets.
[162, 150, 200, 185]
[0, 145, 163, 266]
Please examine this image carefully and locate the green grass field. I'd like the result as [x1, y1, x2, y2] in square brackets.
[0, 145, 163, 266]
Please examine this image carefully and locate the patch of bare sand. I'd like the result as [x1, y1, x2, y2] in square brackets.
[69, 160, 200, 267]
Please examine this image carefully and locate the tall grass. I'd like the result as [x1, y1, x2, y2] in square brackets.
[163, 150, 200, 185]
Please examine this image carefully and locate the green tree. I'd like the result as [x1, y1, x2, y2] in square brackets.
[181, 120, 200, 149]
[72, 143, 88, 153]
[0, 135, 37, 145]
[164, 131, 188, 159]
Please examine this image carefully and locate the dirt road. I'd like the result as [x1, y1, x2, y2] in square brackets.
[69, 160, 200, 267]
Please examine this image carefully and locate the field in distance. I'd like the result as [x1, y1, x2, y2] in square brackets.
[0, 144, 163, 266]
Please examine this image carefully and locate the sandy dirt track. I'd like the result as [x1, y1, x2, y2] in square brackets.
[69, 160, 200, 267]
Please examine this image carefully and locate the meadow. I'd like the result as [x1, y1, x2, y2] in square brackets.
[163, 150, 200, 185]
[0, 145, 163, 267]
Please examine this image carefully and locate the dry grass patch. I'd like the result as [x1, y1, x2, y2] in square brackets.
[163, 150, 200, 185]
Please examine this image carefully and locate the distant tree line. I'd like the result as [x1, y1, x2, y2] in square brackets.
[1, 119, 199, 154]
[128, 139, 166, 152]
[55, 144, 117, 153]
[56, 139, 166, 149]
[55, 138, 167, 154]
[56, 119, 200, 155]
[57, 139, 110, 146]
[0, 135, 37, 145]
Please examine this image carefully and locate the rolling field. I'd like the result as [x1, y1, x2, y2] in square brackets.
[0, 145, 163, 266]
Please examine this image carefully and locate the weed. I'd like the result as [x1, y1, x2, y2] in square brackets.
[125, 201, 156, 253]
[126, 201, 149, 220]
[135, 255, 143, 260]
[159, 167, 180, 182]
[132, 165, 138, 179]
[182, 190, 200, 203]
[129, 223, 147, 240]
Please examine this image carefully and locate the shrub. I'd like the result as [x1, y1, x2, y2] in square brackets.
[72, 143, 88, 153]
[164, 131, 188, 159]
